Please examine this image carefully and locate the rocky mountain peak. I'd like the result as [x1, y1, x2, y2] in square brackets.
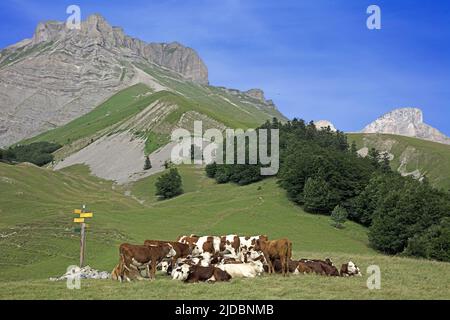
[84, 13, 114, 35]
[25, 14, 208, 84]
[381, 108, 423, 125]
[362, 107, 450, 145]
[314, 120, 336, 132]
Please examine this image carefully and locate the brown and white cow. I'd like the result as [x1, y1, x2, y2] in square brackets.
[176, 234, 200, 250]
[191, 236, 221, 256]
[144, 239, 191, 270]
[238, 235, 268, 264]
[297, 259, 340, 276]
[254, 238, 292, 276]
[219, 235, 241, 257]
[184, 265, 232, 283]
[119, 243, 176, 281]
[239, 235, 268, 254]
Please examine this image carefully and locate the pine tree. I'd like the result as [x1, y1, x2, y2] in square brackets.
[330, 205, 348, 229]
[303, 177, 333, 214]
[350, 141, 358, 155]
[380, 152, 391, 173]
[368, 147, 381, 168]
[144, 156, 152, 170]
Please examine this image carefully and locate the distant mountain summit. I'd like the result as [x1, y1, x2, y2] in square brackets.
[314, 120, 336, 132]
[361, 108, 450, 145]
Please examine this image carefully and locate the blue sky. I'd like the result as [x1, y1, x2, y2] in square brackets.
[1, 0, 449, 135]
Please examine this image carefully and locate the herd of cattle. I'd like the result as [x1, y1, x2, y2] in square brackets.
[111, 235, 362, 283]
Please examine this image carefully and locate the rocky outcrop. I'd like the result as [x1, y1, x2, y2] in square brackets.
[314, 120, 336, 132]
[245, 89, 265, 102]
[244, 89, 277, 109]
[0, 14, 208, 147]
[29, 15, 208, 84]
[362, 108, 450, 145]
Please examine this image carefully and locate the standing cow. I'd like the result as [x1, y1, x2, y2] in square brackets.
[119, 243, 176, 281]
[254, 238, 292, 276]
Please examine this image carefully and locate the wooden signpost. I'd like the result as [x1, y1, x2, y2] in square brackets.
[73, 205, 93, 267]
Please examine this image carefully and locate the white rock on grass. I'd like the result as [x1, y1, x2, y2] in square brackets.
[49, 266, 110, 281]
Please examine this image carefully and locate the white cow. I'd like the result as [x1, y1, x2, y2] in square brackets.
[217, 261, 264, 278]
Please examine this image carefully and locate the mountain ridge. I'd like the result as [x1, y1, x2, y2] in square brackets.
[0, 14, 282, 148]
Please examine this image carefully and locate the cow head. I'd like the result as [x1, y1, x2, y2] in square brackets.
[347, 261, 362, 276]
[165, 244, 177, 258]
[157, 261, 170, 272]
[172, 264, 191, 281]
[341, 261, 362, 277]
[250, 260, 265, 274]
[191, 244, 201, 256]
[254, 240, 263, 251]
[325, 258, 334, 266]
[246, 250, 266, 264]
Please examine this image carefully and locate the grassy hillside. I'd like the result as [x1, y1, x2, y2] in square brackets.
[349, 133, 450, 191]
[1, 162, 449, 299]
[21, 84, 154, 146]
[19, 69, 286, 164]
[136, 63, 286, 129]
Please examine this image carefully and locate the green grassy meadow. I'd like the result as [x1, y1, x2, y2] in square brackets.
[0, 163, 449, 299]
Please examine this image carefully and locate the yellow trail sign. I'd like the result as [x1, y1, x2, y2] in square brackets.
[74, 218, 85, 223]
[79, 213, 93, 218]
[73, 209, 82, 214]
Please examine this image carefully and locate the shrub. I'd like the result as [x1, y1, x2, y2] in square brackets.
[4, 142, 61, 166]
[155, 168, 183, 199]
[205, 162, 217, 178]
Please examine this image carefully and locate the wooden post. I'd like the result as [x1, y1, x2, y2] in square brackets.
[79, 204, 87, 267]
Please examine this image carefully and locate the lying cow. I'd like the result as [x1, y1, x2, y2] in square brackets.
[340, 261, 362, 276]
[119, 243, 176, 281]
[168, 253, 215, 275]
[184, 265, 232, 283]
[217, 261, 264, 278]
[297, 259, 340, 276]
[264, 259, 299, 273]
[172, 263, 192, 281]
[254, 238, 292, 276]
